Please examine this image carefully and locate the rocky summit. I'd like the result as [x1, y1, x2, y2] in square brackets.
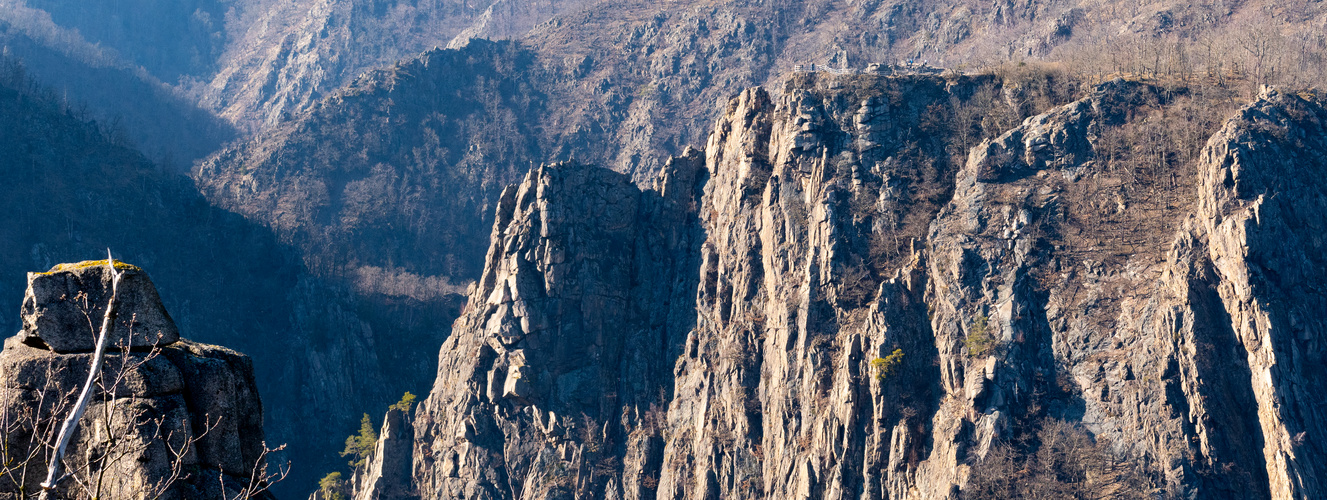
[19, 260, 179, 353]
[0, 261, 276, 499]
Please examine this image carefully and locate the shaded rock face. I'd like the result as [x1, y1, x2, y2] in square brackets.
[0, 263, 274, 499]
[414, 74, 1327, 500]
[1192, 89, 1327, 498]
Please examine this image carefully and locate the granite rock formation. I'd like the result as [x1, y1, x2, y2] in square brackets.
[411, 148, 706, 499]
[352, 407, 419, 500]
[18, 260, 179, 353]
[0, 261, 276, 499]
[410, 73, 1327, 499]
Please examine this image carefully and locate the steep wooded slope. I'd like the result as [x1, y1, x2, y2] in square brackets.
[0, 19, 237, 167]
[196, 40, 545, 285]
[0, 66, 458, 497]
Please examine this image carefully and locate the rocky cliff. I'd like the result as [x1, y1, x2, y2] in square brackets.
[2, 1, 1324, 498]
[0, 261, 277, 499]
[410, 148, 706, 499]
[352, 407, 419, 500]
[410, 72, 1327, 499]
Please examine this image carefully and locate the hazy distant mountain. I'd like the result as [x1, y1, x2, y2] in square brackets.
[6, 0, 1324, 149]
[0, 16, 236, 167]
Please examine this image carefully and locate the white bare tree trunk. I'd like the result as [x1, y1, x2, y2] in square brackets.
[38, 251, 125, 499]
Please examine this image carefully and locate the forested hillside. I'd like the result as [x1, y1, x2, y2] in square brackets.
[0, 57, 466, 496]
[0, 17, 235, 167]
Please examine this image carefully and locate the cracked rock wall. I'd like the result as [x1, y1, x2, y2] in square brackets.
[413, 73, 1327, 499]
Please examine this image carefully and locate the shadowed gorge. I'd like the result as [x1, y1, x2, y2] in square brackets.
[0, 60, 459, 496]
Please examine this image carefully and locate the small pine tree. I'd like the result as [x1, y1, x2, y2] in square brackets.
[965, 314, 997, 357]
[871, 348, 906, 381]
[390, 391, 417, 412]
[341, 413, 378, 468]
[318, 471, 347, 500]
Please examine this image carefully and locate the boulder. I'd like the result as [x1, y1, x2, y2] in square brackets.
[19, 260, 179, 353]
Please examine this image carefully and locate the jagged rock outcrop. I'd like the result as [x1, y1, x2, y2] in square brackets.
[912, 83, 1327, 499]
[0, 261, 275, 499]
[412, 149, 707, 499]
[655, 75, 1007, 500]
[1191, 88, 1327, 498]
[19, 261, 179, 352]
[414, 71, 1327, 500]
[352, 407, 419, 500]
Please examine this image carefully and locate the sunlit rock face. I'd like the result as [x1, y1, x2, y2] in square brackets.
[412, 74, 1327, 500]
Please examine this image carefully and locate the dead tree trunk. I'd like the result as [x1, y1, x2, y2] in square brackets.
[38, 251, 125, 498]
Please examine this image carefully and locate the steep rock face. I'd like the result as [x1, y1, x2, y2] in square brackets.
[0, 262, 274, 499]
[917, 80, 1235, 497]
[352, 407, 419, 500]
[914, 85, 1327, 499]
[411, 72, 1067, 499]
[662, 80, 1327, 500]
[413, 150, 706, 499]
[1193, 89, 1327, 498]
[657, 74, 1067, 500]
[415, 73, 1327, 499]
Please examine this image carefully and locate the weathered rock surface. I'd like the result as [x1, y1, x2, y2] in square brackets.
[0, 263, 276, 499]
[1192, 88, 1327, 498]
[352, 407, 419, 500]
[413, 72, 1327, 500]
[19, 261, 180, 352]
[412, 149, 707, 499]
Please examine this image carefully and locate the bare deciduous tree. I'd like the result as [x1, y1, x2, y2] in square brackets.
[0, 254, 290, 499]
